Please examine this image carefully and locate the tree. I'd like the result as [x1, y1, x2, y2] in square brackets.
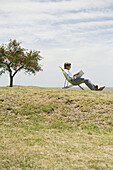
[0, 39, 42, 87]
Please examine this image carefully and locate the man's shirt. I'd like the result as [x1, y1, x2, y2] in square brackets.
[64, 69, 73, 80]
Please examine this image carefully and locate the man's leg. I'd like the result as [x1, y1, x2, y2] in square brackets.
[84, 79, 96, 90]
[72, 78, 96, 90]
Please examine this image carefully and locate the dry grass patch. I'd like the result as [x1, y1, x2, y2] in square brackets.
[0, 86, 113, 169]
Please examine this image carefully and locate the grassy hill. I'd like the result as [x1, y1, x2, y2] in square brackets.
[0, 86, 113, 169]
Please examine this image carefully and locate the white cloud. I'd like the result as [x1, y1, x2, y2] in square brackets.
[0, 0, 113, 87]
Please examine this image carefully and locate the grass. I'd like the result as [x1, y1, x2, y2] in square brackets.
[0, 86, 113, 169]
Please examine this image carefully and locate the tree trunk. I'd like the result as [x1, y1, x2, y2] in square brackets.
[10, 76, 13, 87]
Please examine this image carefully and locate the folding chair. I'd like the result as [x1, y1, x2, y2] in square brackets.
[59, 66, 85, 90]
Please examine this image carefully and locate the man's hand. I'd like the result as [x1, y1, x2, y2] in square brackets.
[73, 72, 80, 77]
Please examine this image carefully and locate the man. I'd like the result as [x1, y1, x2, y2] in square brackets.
[64, 62, 105, 91]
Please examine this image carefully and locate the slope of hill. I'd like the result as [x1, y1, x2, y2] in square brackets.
[0, 86, 113, 169]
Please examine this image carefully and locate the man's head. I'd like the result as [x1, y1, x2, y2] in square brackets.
[64, 62, 71, 70]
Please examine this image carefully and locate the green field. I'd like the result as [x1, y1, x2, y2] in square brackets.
[0, 86, 113, 169]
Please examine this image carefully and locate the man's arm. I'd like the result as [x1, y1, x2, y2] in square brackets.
[73, 72, 80, 77]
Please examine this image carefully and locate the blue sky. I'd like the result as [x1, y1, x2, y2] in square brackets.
[0, 0, 113, 87]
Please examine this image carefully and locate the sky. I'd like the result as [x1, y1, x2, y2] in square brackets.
[0, 0, 113, 87]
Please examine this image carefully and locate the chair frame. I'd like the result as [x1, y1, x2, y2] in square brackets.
[59, 66, 85, 90]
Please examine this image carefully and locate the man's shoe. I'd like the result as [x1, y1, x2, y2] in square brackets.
[98, 86, 105, 91]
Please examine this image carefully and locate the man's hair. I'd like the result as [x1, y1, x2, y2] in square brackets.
[64, 62, 71, 69]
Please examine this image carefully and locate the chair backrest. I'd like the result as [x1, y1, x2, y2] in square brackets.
[59, 66, 76, 85]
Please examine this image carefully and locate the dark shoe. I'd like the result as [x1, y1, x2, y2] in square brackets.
[95, 85, 98, 90]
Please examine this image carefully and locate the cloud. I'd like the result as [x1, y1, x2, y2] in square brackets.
[0, 0, 113, 87]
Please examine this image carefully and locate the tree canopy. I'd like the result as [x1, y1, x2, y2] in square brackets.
[0, 39, 42, 87]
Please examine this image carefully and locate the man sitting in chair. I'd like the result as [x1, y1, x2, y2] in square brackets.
[64, 62, 105, 91]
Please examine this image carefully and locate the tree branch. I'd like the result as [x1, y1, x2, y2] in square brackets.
[13, 65, 24, 77]
[6, 63, 12, 77]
